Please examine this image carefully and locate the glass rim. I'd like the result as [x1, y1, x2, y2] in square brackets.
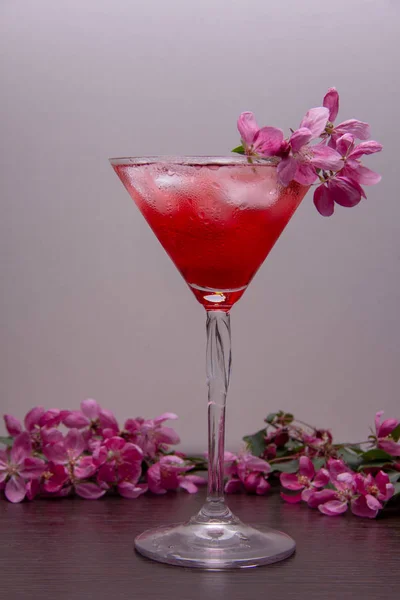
[108, 155, 279, 166]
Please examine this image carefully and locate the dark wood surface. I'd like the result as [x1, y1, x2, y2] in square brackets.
[1, 490, 399, 600]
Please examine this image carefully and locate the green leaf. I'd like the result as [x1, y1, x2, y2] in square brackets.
[337, 447, 362, 470]
[243, 428, 266, 457]
[360, 449, 394, 462]
[394, 482, 400, 495]
[265, 413, 277, 424]
[312, 457, 326, 470]
[359, 460, 396, 469]
[231, 145, 245, 154]
[270, 459, 299, 474]
[0, 436, 13, 448]
[390, 423, 400, 442]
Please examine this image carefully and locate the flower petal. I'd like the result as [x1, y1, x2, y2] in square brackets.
[11, 432, 32, 465]
[254, 126, 284, 156]
[44, 463, 69, 493]
[335, 133, 355, 157]
[179, 479, 200, 493]
[323, 87, 339, 122]
[74, 456, 97, 480]
[153, 413, 178, 425]
[118, 481, 147, 499]
[349, 140, 383, 159]
[4, 415, 23, 437]
[26, 478, 40, 501]
[314, 184, 334, 217]
[375, 411, 384, 437]
[351, 496, 378, 519]
[99, 409, 119, 433]
[237, 112, 259, 145]
[378, 418, 399, 439]
[280, 491, 303, 504]
[5, 475, 27, 503]
[365, 494, 382, 511]
[327, 176, 364, 208]
[62, 411, 90, 429]
[313, 468, 330, 488]
[225, 478, 243, 494]
[43, 441, 68, 464]
[241, 454, 271, 474]
[81, 398, 101, 421]
[97, 463, 116, 485]
[256, 477, 270, 495]
[311, 144, 343, 171]
[277, 157, 298, 186]
[155, 426, 180, 446]
[75, 482, 106, 500]
[39, 409, 61, 428]
[280, 473, 303, 491]
[307, 489, 337, 508]
[299, 456, 315, 479]
[378, 439, 400, 456]
[24, 406, 45, 432]
[294, 162, 318, 185]
[335, 119, 370, 140]
[65, 429, 85, 459]
[342, 165, 381, 186]
[319, 500, 348, 516]
[146, 463, 167, 494]
[300, 107, 329, 137]
[290, 127, 313, 152]
[20, 457, 46, 479]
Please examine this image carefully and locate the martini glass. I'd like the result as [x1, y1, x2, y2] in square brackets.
[110, 156, 309, 569]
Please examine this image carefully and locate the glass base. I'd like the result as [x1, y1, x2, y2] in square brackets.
[134, 512, 295, 570]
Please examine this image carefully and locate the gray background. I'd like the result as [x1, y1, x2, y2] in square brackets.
[1, 0, 398, 451]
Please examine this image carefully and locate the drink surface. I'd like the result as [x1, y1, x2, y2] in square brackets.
[113, 160, 308, 310]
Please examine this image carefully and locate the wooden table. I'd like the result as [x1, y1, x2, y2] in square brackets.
[1, 490, 398, 600]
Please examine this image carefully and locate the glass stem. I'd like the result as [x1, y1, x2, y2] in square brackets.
[201, 310, 232, 519]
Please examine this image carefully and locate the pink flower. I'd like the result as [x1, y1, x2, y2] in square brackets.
[225, 452, 271, 495]
[352, 471, 394, 518]
[0, 433, 45, 503]
[43, 429, 105, 499]
[323, 87, 371, 145]
[94, 436, 146, 498]
[313, 136, 382, 217]
[4, 407, 63, 452]
[277, 107, 342, 186]
[374, 411, 400, 456]
[237, 112, 285, 157]
[280, 456, 330, 504]
[62, 399, 119, 439]
[124, 413, 180, 458]
[43, 462, 69, 494]
[147, 455, 205, 494]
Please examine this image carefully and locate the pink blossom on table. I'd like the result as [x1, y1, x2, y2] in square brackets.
[322, 88, 371, 146]
[306, 460, 362, 517]
[94, 436, 143, 484]
[43, 462, 69, 494]
[374, 411, 400, 456]
[3, 408, 64, 454]
[124, 413, 180, 458]
[237, 112, 285, 157]
[4, 415, 23, 437]
[277, 107, 342, 186]
[280, 456, 330, 504]
[43, 429, 105, 499]
[224, 451, 271, 495]
[351, 471, 395, 518]
[62, 399, 119, 439]
[0, 433, 45, 503]
[147, 455, 205, 494]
